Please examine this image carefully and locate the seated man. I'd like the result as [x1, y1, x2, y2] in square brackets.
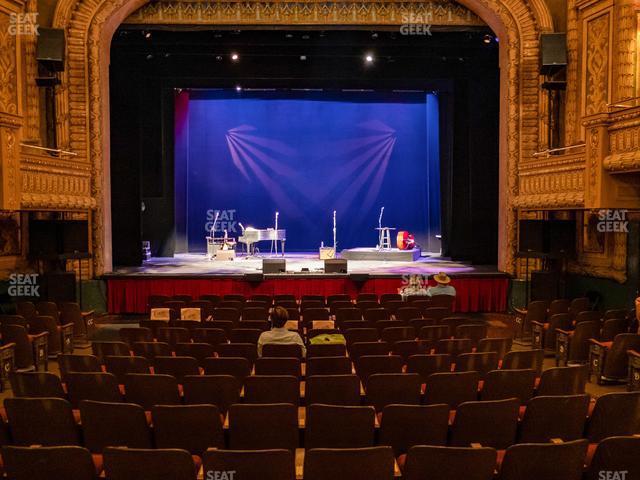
[426, 272, 456, 297]
[257, 306, 306, 357]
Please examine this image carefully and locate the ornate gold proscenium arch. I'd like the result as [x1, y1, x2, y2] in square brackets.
[52, 0, 553, 276]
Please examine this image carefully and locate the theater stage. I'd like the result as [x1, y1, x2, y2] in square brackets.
[105, 253, 509, 314]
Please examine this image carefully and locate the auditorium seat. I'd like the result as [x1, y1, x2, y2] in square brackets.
[365, 373, 421, 412]
[532, 313, 571, 352]
[403, 445, 497, 480]
[228, 403, 298, 450]
[476, 337, 512, 360]
[103, 355, 151, 383]
[242, 307, 269, 321]
[502, 349, 544, 375]
[103, 447, 196, 480]
[255, 357, 301, 378]
[198, 294, 221, 306]
[381, 300, 403, 315]
[192, 327, 227, 347]
[380, 326, 414, 344]
[517, 394, 590, 443]
[455, 324, 488, 348]
[409, 318, 438, 336]
[391, 340, 424, 362]
[568, 297, 591, 320]
[262, 343, 304, 359]
[156, 327, 191, 347]
[379, 404, 449, 461]
[66, 372, 122, 408]
[449, 398, 519, 449]
[153, 356, 200, 382]
[585, 392, 640, 443]
[427, 295, 455, 310]
[148, 295, 171, 310]
[118, 327, 152, 347]
[363, 308, 391, 323]
[172, 294, 193, 303]
[1, 323, 47, 371]
[302, 295, 325, 305]
[123, 373, 180, 409]
[238, 320, 270, 331]
[80, 400, 152, 453]
[187, 300, 214, 320]
[555, 320, 599, 366]
[202, 449, 296, 480]
[213, 307, 241, 323]
[436, 338, 473, 357]
[303, 446, 395, 480]
[590, 333, 640, 384]
[3, 445, 98, 480]
[243, 375, 299, 406]
[342, 320, 374, 332]
[497, 439, 587, 480]
[344, 329, 380, 346]
[163, 301, 186, 320]
[455, 352, 499, 378]
[418, 325, 449, 352]
[5, 397, 80, 446]
[230, 328, 262, 344]
[356, 293, 378, 303]
[329, 301, 353, 316]
[203, 320, 235, 336]
[152, 404, 224, 456]
[395, 307, 421, 322]
[600, 317, 629, 341]
[31, 314, 73, 357]
[305, 404, 375, 448]
[422, 307, 450, 321]
[217, 343, 258, 365]
[406, 354, 452, 383]
[15, 301, 37, 323]
[354, 355, 403, 386]
[131, 341, 172, 363]
[514, 300, 548, 339]
[10, 371, 65, 398]
[335, 308, 363, 326]
[585, 436, 640, 480]
[181, 375, 241, 414]
[423, 371, 480, 408]
[203, 357, 251, 380]
[479, 369, 536, 404]
[174, 342, 216, 365]
[307, 343, 347, 358]
[536, 365, 587, 396]
[91, 341, 130, 362]
[305, 374, 361, 406]
[356, 301, 379, 313]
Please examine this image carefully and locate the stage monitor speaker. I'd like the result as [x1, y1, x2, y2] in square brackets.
[325, 259, 348, 274]
[37, 28, 65, 72]
[547, 220, 576, 258]
[263, 258, 286, 274]
[540, 33, 567, 75]
[518, 220, 545, 255]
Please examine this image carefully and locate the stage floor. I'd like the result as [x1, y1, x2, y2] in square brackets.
[110, 252, 502, 278]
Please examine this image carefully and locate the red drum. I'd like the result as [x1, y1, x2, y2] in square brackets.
[396, 231, 415, 250]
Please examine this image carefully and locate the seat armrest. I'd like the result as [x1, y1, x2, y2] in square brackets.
[589, 338, 609, 348]
[30, 331, 49, 340]
[556, 328, 573, 335]
[531, 320, 546, 327]
[81, 310, 95, 318]
[628, 349, 640, 358]
[0, 342, 15, 352]
[514, 307, 527, 315]
[59, 322, 74, 330]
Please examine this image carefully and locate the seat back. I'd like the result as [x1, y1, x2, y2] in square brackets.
[450, 398, 519, 449]
[217, 343, 258, 365]
[1, 324, 33, 370]
[307, 356, 352, 376]
[305, 374, 361, 406]
[91, 341, 130, 362]
[586, 436, 640, 480]
[131, 342, 172, 363]
[262, 343, 304, 359]
[118, 327, 152, 347]
[502, 349, 544, 375]
[2, 446, 96, 480]
[403, 445, 497, 480]
[255, 357, 301, 377]
[104, 356, 151, 383]
[518, 394, 590, 443]
[203, 449, 295, 480]
[229, 403, 298, 450]
[480, 369, 536, 404]
[243, 375, 299, 406]
[537, 365, 587, 396]
[436, 338, 472, 357]
[455, 324, 488, 347]
[418, 325, 450, 348]
[303, 446, 395, 480]
[181, 375, 241, 415]
[5, 397, 80, 446]
[58, 354, 101, 383]
[174, 342, 216, 365]
[498, 439, 588, 480]
[585, 391, 640, 442]
[307, 343, 347, 358]
[192, 327, 227, 346]
[203, 357, 251, 381]
[476, 337, 512, 359]
[153, 356, 200, 382]
[366, 373, 422, 412]
[355, 355, 403, 386]
[80, 400, 152, 452]
[10, 372, 65, 398]
[379, 404, 450, 455]
[305, 404, 375, 448]
[423, 371, 480, 408]
[603, 334, 640, 379]
[348, 341, 390, 360]
[66, 372, 122, 408]
[123, 373, 180, 409]
[152, 404, 224, 455]
[455, 352, 499, 377]
[103, 447, 196, 480]
[406, 354, 452, 383]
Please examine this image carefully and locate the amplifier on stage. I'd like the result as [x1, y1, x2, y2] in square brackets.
[324, 259, 347, 273]
[263, 258, 286, 274]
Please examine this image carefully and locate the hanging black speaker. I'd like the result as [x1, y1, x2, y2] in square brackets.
[37, 28, 65, 72]
[540, 33, 567, 75]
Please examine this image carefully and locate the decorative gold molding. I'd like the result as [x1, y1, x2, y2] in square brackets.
[125, 0, 486, 25]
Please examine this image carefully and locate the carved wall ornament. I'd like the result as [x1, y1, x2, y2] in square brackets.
[584, 13, 610, 116]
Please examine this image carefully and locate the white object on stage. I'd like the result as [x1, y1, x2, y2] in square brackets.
[375, 207, 396, 251]
[239, 227, 286, 256]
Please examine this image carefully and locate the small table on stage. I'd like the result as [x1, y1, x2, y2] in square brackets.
[376, 227, 396, 250]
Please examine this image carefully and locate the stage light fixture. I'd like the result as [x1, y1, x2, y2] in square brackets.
[483, 34, 493, 44]
[231, 52, 239, 61]
[365, 53, 374, 64]
[235, 85, 242, 92]
[300, 55, 307, 61]
[145, 54, 153, 60]
[144, 31, 151, 39]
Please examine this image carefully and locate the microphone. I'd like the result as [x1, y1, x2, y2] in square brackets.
[238, 222, 245, 233]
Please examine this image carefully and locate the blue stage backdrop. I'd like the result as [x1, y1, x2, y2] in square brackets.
[175, 90, 441, 253]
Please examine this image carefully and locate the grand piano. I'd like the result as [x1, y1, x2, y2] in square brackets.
[238, 228, 286, 256]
